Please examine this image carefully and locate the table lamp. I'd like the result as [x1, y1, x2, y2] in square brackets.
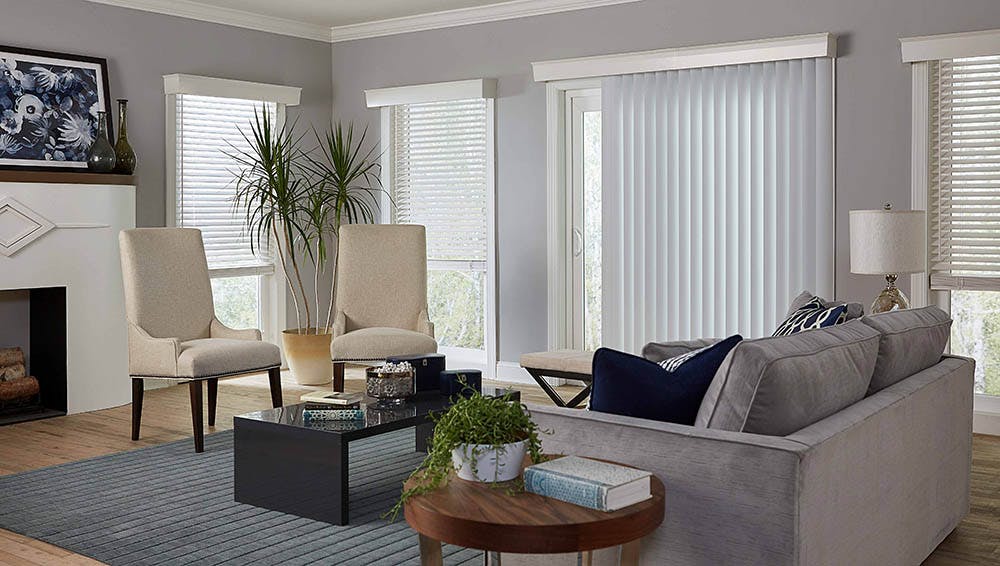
[849, 203, 926, 313]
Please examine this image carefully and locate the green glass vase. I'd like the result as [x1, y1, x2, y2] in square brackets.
[86, 111, 116, 173]
[113, 99, 136, 175]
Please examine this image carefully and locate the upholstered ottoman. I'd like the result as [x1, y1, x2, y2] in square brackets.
[519, 350, 594, 408]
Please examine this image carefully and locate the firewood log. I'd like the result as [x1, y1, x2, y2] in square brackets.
[0, 363, 26, 381]
[0, 375, 39, 401]
[0, 347, 25, 368]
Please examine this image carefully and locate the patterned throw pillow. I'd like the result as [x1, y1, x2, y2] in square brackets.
[772, 296, 847, 337]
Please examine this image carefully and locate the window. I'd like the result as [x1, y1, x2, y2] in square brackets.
[165, 75, 301, 346]
[368, 79, 497, 371]
[927, 54, 1000, 396]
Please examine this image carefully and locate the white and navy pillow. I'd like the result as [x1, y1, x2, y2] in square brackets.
[772, 296, 848, 337]
[658, 343, 715, 372]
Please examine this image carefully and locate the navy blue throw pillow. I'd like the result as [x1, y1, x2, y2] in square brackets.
[589, 335, 743, 425]
[772, 296, 848, 337]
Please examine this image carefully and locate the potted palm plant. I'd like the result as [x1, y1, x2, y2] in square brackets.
[231, 112, 382, 385]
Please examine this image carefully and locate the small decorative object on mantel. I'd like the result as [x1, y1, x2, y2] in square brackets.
[849, 202, 927, 313]
[0, 45, 112, 171]
[112, 98, 135, 174]
[365, 361, 415, 406]
[86, 110, 115, 172]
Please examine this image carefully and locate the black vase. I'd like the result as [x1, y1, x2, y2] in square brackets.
[113, 99, 136, 175]
[87, 111, 116, 173]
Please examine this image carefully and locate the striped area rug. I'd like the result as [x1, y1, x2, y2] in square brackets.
[0, 429, 481, 565]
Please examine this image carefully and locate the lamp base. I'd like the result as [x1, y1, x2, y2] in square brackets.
[871, 274, 910, 314]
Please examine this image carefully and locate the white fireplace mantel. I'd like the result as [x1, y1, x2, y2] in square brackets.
[0, 180, 135, 414]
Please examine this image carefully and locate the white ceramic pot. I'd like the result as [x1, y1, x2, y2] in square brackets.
[451, 440, 527, 483]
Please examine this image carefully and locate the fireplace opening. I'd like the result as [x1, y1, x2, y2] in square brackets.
[0, 287, 67, 425]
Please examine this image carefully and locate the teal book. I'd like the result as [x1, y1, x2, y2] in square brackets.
[302, 408, 365, 422]
[523, 456, 652, 512]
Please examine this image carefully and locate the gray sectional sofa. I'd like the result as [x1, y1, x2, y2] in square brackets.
[523, 307, 973, 565]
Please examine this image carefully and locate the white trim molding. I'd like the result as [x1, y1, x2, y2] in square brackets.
[330, 0, 640, 42]
[532, 33, 837, 82]
[909, 61, 931, 308]
[365, 79, 497, 108]
[163, 74, 301, 105]
[85, 0, 332, 42]
[901, 28, 1000, 63]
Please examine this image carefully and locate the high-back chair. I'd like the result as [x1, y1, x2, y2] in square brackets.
[119, 228, 282, 452]
[330, 224, 437, 390]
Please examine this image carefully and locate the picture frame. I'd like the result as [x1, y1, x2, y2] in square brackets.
[0, 45, 112, 172]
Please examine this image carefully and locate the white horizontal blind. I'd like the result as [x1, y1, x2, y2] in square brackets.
[175, 94, 276, 273]
[391, 98, 488, 268]
[930, 55, 1000, 290]
[602, 58, 835, 352]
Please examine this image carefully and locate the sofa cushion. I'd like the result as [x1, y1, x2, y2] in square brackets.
[786, 290, 864, 321]
[773, 296, 847, 336]
[860, 306, 951, 395]
[641, 338, 722, 363]
[590, 335, 742, 425]
[695, 320, 880, 435]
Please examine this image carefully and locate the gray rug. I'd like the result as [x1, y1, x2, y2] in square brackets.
[0, 429, 481, 565]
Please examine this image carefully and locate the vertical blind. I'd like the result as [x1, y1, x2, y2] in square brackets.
[929, 55, 1000, 290]
[175, 94, 276, 272]
[391, 98, 489, 269]
[602, 57, 835, 352]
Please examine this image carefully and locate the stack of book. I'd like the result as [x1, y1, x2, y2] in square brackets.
[299, 392, 365, 423]
[523, 456, 652, 512]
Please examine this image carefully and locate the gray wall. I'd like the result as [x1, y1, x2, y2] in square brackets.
[331, 0, 1000, 362]
[2, 0, 333, 329]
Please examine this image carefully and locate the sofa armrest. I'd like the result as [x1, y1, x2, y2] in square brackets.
[210, 317, 262, 341]
[525, 404, 806, 565]
[127, 322, 180, 377]
[641, 338, 721, 362]
[417, 308, 434, 338]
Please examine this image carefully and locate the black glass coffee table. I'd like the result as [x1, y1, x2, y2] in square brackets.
[233, 387, 519, 525]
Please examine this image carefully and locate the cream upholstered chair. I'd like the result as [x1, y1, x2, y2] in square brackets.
[119, 228, 282, 452]
[330, 224, 437, 390]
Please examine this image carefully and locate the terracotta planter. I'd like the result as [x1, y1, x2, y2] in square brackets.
[282, 329, 333, 385]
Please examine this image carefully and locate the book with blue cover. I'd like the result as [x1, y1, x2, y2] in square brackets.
[302, 408, 365, 423]
[523, 456, 652, 512]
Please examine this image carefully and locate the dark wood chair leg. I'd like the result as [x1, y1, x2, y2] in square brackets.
[207, 378, 218, 426]
[268, 367, 283, 407]
[189, 380, 204, 453]
[333, 362, 345, 392]
[131, 378, 144, 441]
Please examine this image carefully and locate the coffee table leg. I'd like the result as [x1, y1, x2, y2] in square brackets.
[619, 540, 640, 566]
[418, 534, 443, 566]
[333, 436, 350, 525]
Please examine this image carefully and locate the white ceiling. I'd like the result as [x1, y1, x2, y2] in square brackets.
[197, 0, 508, 27]
[86, 0, 640, 42]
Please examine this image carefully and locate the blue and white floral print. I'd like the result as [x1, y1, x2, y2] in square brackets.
[0, 55, 101, 163]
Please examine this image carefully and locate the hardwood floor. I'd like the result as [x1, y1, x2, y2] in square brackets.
[0, 368, 996, 565]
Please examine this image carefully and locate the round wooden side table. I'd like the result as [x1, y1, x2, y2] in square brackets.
[403, 458, 665, 566]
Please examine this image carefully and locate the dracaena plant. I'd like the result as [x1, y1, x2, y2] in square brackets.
[229, 110, 384, 335]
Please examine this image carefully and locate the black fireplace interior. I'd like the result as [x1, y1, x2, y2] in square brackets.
[0, 287, 67, 425]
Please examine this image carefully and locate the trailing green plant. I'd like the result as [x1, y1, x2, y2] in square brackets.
[229, 111, 383, 335]
[387, 387, 547, 521]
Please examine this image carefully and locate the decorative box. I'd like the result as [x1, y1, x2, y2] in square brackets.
[440, 369, 482, 397]
[365, 363, 415, 406]
[386, 353, 446, 392]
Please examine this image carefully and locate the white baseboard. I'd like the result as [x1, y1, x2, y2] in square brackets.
[494, 361, 565, 387]
[974, 410, 1000, 436]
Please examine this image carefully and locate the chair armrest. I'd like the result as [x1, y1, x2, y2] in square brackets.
[417, 309, 434, 338]
[332, 310, 347, 339]
[641, 337, 722, 362]
[210, 317, 261, 341]
[127, 322, 180, 377]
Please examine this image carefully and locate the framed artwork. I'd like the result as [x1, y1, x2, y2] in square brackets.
[0, 45, 112, 171]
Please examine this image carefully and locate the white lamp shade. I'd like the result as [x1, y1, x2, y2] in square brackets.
[850, 210, 926, 275]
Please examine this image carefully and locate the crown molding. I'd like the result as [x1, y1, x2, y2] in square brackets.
[84, 0, 332, 42]
[329, 0, 642, 43]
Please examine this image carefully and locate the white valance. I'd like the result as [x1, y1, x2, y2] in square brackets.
[532, 33, 836, 82]
[162, 74, 301, 106]
[900, 29, 1000, 63]
[365, 79, 497, 108]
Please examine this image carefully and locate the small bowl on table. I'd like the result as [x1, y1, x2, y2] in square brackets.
[366, 362, 415, 407]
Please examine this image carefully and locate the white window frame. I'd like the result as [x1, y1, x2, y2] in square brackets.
[903, 29, 1000, 433]
[366, 79, 498, 376]
[164, 74, 301, 351]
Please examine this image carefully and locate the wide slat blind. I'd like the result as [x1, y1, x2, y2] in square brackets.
[602, 58, 835, 351]
[930, 56, 1000, 290]
[391, 98, 488, 268]
[176, 94, 276, 272]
